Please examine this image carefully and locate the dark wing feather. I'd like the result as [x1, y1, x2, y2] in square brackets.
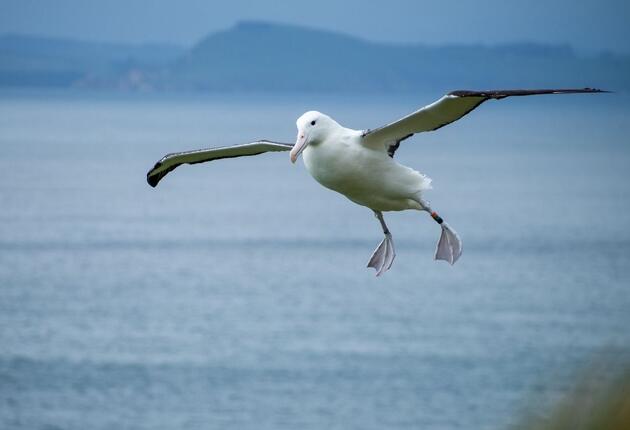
[146, 140, 293, 187]
[363, 88, 608, 157]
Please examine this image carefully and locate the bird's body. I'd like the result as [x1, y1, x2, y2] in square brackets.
[301, 119, 429, 212]
[146, 88, 606, 276]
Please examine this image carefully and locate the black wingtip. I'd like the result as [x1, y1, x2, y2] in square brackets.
[448, 87, 611, 98]
[147, 175, 159, 188]
[579, 87, 611, 93]
[146, 162, 162, 188]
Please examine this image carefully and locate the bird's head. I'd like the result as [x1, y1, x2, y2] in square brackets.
[290, 111, 338, 163]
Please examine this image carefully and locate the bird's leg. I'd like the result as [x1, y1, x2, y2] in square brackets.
[418, 199, 462, 265]
[367, 210, 396, 276]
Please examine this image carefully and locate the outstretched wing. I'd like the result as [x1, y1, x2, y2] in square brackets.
[362, 88, 607, 155]
[147, 140, 293, 187]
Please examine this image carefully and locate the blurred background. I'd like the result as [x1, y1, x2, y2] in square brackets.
[1, 1, 629, 429]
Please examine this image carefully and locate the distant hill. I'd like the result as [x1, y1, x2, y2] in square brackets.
[1, 21, 629, 92]
[0, 34, 184, 89]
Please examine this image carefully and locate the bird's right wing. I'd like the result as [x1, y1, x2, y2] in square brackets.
[362, 88, 607, 154]
[147, 140, 293, 187]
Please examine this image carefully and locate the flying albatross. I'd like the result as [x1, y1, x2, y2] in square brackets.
[147, 88, 605, 276]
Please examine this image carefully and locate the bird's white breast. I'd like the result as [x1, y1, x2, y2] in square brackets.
[302, 129, 430, 211]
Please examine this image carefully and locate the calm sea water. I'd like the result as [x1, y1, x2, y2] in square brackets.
[1, 90, 629, 430]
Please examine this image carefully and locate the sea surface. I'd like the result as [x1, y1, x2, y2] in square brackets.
[1, 90, 629, 430]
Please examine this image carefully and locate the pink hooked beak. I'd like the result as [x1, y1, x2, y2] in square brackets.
[290, 131, 309, 163]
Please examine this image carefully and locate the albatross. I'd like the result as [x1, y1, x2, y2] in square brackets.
[147, 88, 605, 276]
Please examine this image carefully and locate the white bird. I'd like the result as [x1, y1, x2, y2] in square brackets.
[147, 88, 605, 276]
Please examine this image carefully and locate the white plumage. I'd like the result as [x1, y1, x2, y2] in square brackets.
[298, 111, 431, 212]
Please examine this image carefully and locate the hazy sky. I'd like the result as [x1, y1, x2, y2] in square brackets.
[2, 0, 629, 54]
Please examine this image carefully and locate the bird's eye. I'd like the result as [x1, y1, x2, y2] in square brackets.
[310, 120, 316, 126]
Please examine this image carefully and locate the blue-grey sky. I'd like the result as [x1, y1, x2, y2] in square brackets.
[1, 0, 629, 54]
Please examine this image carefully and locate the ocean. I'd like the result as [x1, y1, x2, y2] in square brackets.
[1, 90, 629, 430]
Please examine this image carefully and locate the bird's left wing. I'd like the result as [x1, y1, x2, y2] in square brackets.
[147, 140, 293, 187]
[362, 88, 607, 154]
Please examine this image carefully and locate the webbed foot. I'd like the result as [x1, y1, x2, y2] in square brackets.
[367, 233, 396, 276]
[434, 222, 462, 265]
